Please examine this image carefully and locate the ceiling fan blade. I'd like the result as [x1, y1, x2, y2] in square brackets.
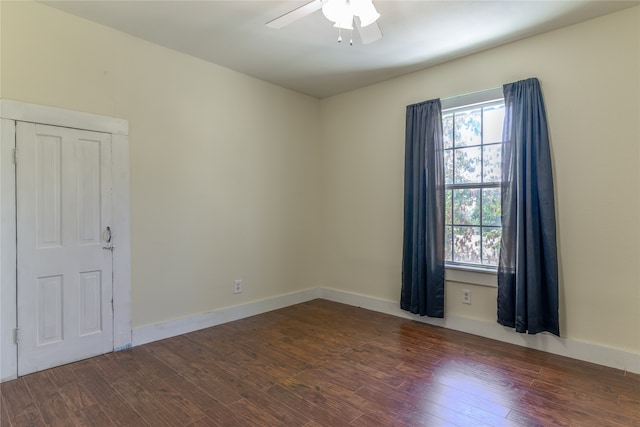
[356, 18, 383, 44]
[266, 0, 324, 29]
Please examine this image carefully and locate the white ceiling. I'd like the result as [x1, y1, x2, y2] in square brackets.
[42, 0, 638, 98]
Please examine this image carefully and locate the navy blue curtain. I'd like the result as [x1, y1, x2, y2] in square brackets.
[401, 99, 445, 317]
[498, 78, 559, 335]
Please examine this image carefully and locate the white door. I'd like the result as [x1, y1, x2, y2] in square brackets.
[16, 122, 113, 376]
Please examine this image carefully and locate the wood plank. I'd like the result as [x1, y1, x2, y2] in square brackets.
[144, 339, 246, 406]
[2, 299, 639, 427]
[73, 403, 115, 427]
[266, 384, 354, 427]
[73, 362, 148, 426]
[0, 394, 12, 427]
[112, 346, 178, 380]
[527, 379, 640, 427]
[227, 398, 287, 427]
[184, 416, 219, 426]
[229, 390, 311, 427]
[23, 372, 80, 427]
[279, 376, 363, 423]
[1, 379, 46, 426]
[46, 362, 80, 387]
[58, 380, 96, 411]
[109, 365, 206, 426]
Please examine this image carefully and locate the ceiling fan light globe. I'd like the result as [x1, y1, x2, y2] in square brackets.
[321, 0, 378, 35]
[355, 0, 380, 27]
[358, 10, 380, 27]
[350, 0, 371, 17]
[333, 18, 353, 30]
[322, 0, 347, 24]
[335, 10, 354, 30]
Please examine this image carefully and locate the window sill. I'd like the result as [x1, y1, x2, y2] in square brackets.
[445, 264, 497, 287]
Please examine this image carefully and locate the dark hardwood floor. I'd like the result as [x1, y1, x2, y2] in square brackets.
[1, 299, 639, 426]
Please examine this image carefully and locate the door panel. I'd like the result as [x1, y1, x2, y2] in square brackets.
[37, 275, 63, 345]
[36, 134, 62, 248]
[17, 122, 113, 376]
[79, 270, 102, 336]
[78, 139, 102, 244]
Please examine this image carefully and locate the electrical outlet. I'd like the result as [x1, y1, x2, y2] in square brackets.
[234, 279, 243, 294]
[462, 289, 471, 305]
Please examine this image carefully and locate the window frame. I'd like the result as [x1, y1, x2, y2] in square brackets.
[440, 87, 504, 284]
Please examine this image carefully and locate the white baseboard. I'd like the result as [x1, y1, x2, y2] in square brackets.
[318, 287, 640, 375]
[129, 286, 639, 375]
[131, 288, 321, 347]
[0, 373, 17, 383]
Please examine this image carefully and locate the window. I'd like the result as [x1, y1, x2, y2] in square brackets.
[443, 99, 505, 268]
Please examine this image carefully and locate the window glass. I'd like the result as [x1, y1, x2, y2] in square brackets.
[482, 144, 501, 183]
[443, 100, 504, 268]
[454, 109, 481, 147]
[454, 147, 482, 184]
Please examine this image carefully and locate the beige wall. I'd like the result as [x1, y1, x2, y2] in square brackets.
[2, 1, 639, 355]
[1, 1, 321, 328]
[319, 6, 640, 353]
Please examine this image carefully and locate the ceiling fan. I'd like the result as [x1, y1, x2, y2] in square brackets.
[266, 0, 383, 45]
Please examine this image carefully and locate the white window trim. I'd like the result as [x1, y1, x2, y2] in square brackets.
[445, 265, 497, 287]
[441, 87, 503, 110]
[441, 87, 503, 286]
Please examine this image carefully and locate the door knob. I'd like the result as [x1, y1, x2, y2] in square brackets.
[103, 227, 113, 251]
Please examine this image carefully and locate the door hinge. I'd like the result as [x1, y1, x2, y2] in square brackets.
[13, 328, 20, 344]
[13, 148, 19, 164]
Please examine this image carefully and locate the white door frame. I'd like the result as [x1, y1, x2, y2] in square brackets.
[0, 99, 131, 381]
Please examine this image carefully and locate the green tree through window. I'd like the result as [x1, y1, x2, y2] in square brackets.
[443, 100, 504, 267]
